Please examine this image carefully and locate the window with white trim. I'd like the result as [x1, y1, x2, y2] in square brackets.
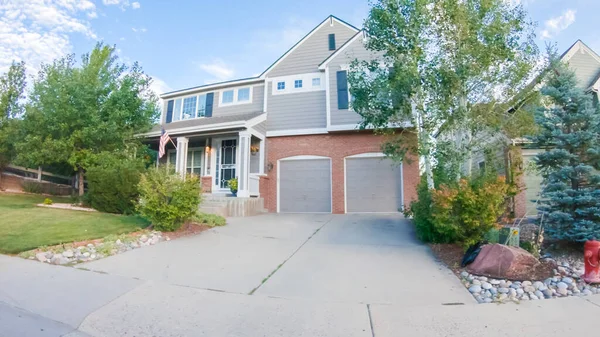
[312, 78, 320, 87]
[167, 149, 204, 176]
[197, 94, 207, 117]
[219, 86, 252, 106]
[182, 96, 197, 120]
[222, 90, 234, 104]
[277, 81, 285, 90]
[294, 80, 303, 88]
[237, 88, 250, 102]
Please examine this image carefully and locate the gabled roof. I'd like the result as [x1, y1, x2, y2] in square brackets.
[561, 39, 600, 63]
[258, 15, 359, 78]
[142, 111, 266, 137]
[318, 30, 364, 70]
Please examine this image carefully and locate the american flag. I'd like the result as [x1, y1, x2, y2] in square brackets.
[158, 128, 171, 158]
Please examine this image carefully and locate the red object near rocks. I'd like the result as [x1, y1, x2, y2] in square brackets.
[467, 243, 544, 281]
[584, 240, 600, 283]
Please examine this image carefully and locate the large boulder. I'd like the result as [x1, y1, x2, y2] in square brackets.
[467, 244, 550, 281]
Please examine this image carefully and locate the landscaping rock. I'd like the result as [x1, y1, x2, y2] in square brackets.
[481, 282, 492, 290]
[469, 285, 482, 293]
[62, 250, 74, 258]
[467, 244, 545, 280]
[498, 287, 509, 294]
[35, 252, 47, 263]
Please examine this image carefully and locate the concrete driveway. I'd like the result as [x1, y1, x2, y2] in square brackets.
[5, 214, 596, 336]
[78, 214, 472, 305]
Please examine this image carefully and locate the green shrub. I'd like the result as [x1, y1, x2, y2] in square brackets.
[43, 198, 53, 205]
[193, 213, 226, 227]
[136, 168, 201, 231]
[86, 156, 146, 214]
[408, 175, 510, 248]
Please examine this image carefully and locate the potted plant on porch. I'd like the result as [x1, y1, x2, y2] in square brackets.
[227, 178, 238, 197]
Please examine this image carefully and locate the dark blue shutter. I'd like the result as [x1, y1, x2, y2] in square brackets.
[337, 71, 348, 110]
[205, 93, 214, 117]
[166, 100, 174, 123]
[328, 34, 336, 50]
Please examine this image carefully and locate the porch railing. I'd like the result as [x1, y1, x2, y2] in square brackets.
[249, 174, 260, 197]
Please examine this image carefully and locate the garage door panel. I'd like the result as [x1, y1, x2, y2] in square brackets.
[346, 157, 402, 213]
[280, 159, 331, 213]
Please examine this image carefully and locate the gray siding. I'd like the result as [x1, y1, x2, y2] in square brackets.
[346, 157, 402, 212]
[266, 20, 357, 77]
[213, 85, 264, 116]
[250, 138, 260, 173]
[253, 121, 267, 135]
[279, 158, 331, 212]
[161, 84, 264, 130]
[327, 36, 380, 126]
[568, 50, 600, 88]
[266, 85, 326, 131]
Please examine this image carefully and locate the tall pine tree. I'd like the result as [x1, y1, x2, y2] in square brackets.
[533, 56, 600, 242]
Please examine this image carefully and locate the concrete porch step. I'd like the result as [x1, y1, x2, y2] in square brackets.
[199, 195, 265, 217]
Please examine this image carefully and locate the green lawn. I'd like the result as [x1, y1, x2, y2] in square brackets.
[0, 193, 149, 254]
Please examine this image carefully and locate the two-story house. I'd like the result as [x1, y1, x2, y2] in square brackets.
[142, 15, 419, 214]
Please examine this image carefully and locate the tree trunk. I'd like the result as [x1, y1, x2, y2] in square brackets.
[78, 167, 84, 196]
[414, 100, 435, 189]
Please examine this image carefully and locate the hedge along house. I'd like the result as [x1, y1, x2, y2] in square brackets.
[141, 16, 419, 216]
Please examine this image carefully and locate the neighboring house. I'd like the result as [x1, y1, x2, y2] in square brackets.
[512, 40, 600, 217]
[142, 15, 419, 214]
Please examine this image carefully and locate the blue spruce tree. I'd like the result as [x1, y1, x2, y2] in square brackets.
[533, 57, 600, 241]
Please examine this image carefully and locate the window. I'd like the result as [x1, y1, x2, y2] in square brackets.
[173, 98, 182, 121]
[168, 149, 203, 176]
[182, 96, 197, 120]
[186, 149, 203, 176]
[294, 80, 303, 88]
[222, 90, 234, 104]
[277, 81, 285, 90]
[220, 87, 251, 106]
[197, 94, 207, 117]
[312, 78, 320, 87]
[237, 88, 250, 102]
[328, 33, 336, 50]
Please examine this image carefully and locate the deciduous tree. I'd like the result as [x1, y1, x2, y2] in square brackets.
[349, 0, 539, 188]
[16, 44, 159, 195]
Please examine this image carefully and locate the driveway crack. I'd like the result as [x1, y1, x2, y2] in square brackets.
[367, 304, 376, 337]
[248, 217, 332, 295]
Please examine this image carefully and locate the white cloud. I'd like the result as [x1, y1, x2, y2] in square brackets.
[131, 27, 147, 33]
[0, 0, 97, 75]
[198, 59, 235, 82]
[541, 9, 576, 40]
[102, 0, 136, 11]
[149, 76, 172, 101]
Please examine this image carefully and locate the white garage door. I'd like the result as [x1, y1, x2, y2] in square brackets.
[345, 156, 403, 213]
[278, 157, 332, 213]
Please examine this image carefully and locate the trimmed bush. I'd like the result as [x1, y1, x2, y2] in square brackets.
[408, 175, 510, 248]
[137, 168, 201, 231]
[86, 157, 146, 214]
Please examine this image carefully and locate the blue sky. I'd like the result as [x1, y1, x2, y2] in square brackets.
[1, 0, 599, 97]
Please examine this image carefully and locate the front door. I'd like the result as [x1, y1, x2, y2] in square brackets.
[217, 139, 237, 189]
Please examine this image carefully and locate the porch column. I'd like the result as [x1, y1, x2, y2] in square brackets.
[237, 131, 251, 197]
[259, 138, 265, 174]
[175, 136, 189, 178]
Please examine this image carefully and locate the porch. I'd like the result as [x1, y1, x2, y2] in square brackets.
[157, 130, 265, 198]
[143, 112, 267, 215]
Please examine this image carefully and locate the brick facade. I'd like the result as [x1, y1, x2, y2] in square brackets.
[260, 131, 419, 214]
[201, 176, 212, 193]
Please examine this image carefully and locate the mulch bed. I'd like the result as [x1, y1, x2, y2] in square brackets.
[162, 222, 211, 240]
[429, 243, 555, 281]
